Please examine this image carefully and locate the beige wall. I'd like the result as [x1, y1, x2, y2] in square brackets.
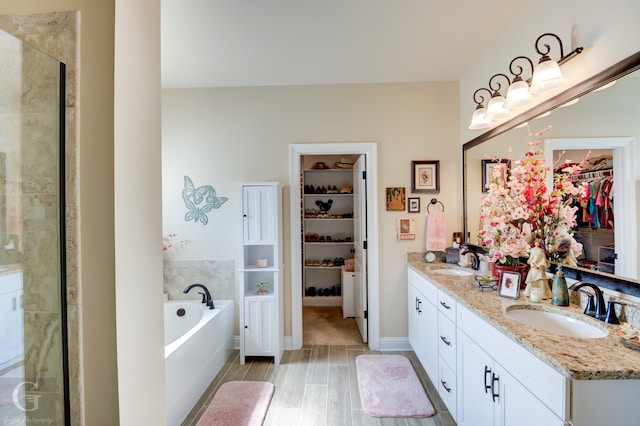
[162, 82, 461, 341]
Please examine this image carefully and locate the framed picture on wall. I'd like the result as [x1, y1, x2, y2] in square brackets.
[386, 187, 406, 211]
[411, 160, 440, 193]
[407, 197, 420, 213]
[482, 159, 510, 192]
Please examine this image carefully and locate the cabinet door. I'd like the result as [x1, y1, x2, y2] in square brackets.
[407, 283, 425, 360]
[457, 331, 497, 425]
[243, 185, 276, 245]
[408, 283, 438, 380]
[244, 298, 274, 356]
[498, 368, 565, 426]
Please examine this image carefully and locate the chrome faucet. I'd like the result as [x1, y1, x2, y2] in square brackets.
[183, 283, 215, 309]
[568, 282, 606, 321]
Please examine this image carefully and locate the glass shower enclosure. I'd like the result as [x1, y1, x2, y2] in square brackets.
[0, 28, 68, 425]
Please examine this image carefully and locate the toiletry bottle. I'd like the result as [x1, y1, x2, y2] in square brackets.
[551, 267, 569, 306]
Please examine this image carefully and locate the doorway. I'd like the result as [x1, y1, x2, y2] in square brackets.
[545, 137, 637, 280]
[289, 143, 379, 350]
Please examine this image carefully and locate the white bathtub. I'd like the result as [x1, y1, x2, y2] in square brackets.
[164, 299, 234, 426]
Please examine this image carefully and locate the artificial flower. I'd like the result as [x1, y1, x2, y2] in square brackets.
[479, 126, 589, 266]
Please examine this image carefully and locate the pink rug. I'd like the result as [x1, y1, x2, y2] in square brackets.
[196, 381, 274, 426]
[356, 354, 435, 418]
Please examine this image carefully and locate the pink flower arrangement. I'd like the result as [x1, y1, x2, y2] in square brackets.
[479, 126, 589, 266]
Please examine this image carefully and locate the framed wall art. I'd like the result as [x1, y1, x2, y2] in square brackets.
[386, 187, 406, 211]
[407, 197, 420, 213]
[411, 160, 439, 193]
[482, 159, 510, 192]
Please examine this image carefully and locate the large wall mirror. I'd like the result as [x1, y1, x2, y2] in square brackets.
[463, 50, 640, 290]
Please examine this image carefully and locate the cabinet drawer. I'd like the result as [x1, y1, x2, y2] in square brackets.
[438, 314, 456, 371]
[408, 267, 437, 302]
[438, 357, 457, 417]
[437, 289, 456, 321]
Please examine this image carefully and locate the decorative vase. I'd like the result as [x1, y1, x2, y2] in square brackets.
[491, 263, 530, 289]
[551, 269, 569, 306]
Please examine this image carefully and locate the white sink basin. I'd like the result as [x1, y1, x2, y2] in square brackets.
[432, 268, 474, 276]
[506, 307, 608, 339]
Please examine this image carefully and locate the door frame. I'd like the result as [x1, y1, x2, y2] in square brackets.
[289, 142, 379, 350]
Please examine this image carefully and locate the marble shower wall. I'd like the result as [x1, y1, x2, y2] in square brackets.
[0, 12, 79, 426]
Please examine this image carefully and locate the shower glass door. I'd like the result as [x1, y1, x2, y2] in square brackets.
[0, 29, 68, 425]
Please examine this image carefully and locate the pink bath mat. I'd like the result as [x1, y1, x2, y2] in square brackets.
[356, 354, 435, 418]
[196, 381, 274, 426]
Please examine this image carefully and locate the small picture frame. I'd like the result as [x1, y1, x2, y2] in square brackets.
[482, 159, 510, 192]
[498, 271, 521, 299]
[407, 197, 420, 213]
[411, 160, 440, 193]
[386, 187, 406, 211]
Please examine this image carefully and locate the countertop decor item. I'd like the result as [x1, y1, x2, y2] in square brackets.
[478, 126, 589, 270]
[474, 274, 498, 291]
[551, 267, 570, 306]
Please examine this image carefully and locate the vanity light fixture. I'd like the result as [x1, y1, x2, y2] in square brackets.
[504, 56, 536, 108]
[529, 33, 583, 94]
[468, 32, 583, 130]
[484, 74, 512, 121]
[468, 88, 494, 130]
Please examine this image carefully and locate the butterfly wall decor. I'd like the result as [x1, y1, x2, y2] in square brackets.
[182, 175, 228, 225]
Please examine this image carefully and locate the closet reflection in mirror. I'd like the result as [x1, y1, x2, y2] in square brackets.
[464, 69, 639, 281]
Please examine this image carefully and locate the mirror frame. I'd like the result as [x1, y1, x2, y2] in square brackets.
[462, 50, 640, 296]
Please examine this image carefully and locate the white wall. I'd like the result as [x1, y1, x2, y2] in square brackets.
[460, 0, 640, 144]
[115, 0, 166, 425]
[162, 82, 460, 339]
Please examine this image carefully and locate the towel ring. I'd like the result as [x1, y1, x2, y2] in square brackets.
[426, 198, 444, 213]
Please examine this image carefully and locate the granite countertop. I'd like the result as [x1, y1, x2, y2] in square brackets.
[408, 254, 640, 380]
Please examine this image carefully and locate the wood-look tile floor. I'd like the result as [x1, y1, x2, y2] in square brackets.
[181, 346, 456, 426]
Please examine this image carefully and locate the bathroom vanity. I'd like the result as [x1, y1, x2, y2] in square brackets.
[408, 255, 640, 426]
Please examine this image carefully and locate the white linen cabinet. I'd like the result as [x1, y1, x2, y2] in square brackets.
[238, 182, 284, 365]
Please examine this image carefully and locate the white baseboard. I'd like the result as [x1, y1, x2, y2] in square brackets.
[234, 335, 411, 352]
[378, 337, 411, 352]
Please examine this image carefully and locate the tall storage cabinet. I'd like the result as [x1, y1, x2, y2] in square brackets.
[238, 182, 284, 365]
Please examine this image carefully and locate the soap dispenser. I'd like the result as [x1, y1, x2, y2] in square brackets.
[551, 267, 569, 306]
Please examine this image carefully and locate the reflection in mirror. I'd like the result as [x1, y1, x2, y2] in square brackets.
[464, 53, 640, 283]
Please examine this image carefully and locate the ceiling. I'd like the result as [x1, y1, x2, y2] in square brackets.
[161, 0, 535, 89]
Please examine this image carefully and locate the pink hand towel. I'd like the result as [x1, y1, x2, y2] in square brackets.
[425, 212, 446, 251]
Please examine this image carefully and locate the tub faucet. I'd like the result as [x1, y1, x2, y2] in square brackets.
[568, 282, 605, 321]
[183, 283, 215, 309]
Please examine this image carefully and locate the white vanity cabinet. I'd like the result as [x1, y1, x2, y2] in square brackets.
[456, 304, 568, 426]
[407, 268, 438, 380]
[457, 331, 564, 426]
[407, 268, 457, 416]
[238, 182, 283, 365]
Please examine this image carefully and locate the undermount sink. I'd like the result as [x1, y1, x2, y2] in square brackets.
[432, 268, 474, 276]
[506, 306, 608, 339]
